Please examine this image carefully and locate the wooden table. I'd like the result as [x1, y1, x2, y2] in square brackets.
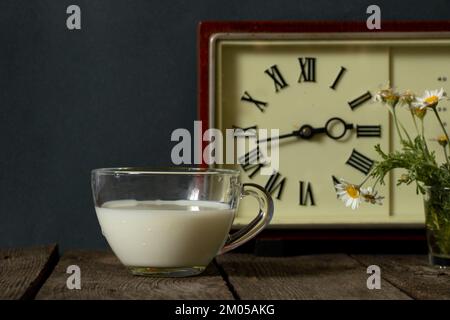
[1, 244, 449, 300]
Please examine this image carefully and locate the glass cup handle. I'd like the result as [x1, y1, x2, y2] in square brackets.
[218, 183, 274, 254]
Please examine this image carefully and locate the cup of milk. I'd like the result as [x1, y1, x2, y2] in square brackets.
[91, 167, 273, 277]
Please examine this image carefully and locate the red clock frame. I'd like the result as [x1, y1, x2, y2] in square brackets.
[197, 21, 450, 243]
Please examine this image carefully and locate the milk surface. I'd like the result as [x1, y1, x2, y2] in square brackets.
[96, 199, 235, 267]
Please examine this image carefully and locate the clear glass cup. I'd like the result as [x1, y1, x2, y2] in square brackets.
[424, 186, 450, 267]
[91, 167, 273, 277]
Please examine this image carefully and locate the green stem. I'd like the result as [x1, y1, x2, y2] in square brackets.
[409, 108, 420, 135]
[372, 177, 381, 190]
[421, 118, 425, 137]
[443, 146, 450, 167]
[420, 118, 430, 156]
[433, 107, 450, 154]
[400, 121, 413, 144]
[392, 107, 404, 142]
[358, 171, 373, 188]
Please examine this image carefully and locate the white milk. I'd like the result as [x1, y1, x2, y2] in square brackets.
[95, 199, 235, 267]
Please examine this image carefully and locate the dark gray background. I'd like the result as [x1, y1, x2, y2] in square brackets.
[1, 0, 449, 250]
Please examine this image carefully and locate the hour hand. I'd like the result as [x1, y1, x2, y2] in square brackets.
[299, 117, 354, 140]
[297, 124, 326, 139]
[256, 122, 329, 143]
[256, 117, 353, 143]
[257, 130, 301, 143]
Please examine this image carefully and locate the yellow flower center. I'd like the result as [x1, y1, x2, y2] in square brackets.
[438, 135, 448, 147]
[414, 107, 427, 119]
[425, 95, 439, 106]
[377, 88, 400, 107]
[345, 185, 360, 199]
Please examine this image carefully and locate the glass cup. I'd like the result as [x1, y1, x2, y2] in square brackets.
[423, 186, 450, 267]
[91, 167, 273, 277]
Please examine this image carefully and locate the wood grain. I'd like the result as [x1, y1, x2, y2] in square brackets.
[351, 254, 450, 300]
[216, 253, 411, 300]
[36, 250, 233, 300]
[0, 244, 59, 300]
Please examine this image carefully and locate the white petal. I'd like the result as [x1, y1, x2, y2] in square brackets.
[416, 103, 427, 110]
[361, 187, 371, 195]
[346, 198, 353, 207]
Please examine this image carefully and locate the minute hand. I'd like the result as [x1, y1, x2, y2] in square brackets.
[256, 125, 327, 144]
[257, 131, 301, 144]
[256, 117, 353, 144]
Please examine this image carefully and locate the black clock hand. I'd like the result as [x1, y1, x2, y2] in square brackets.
[323, 117, 354, 140]
[303, 117, 354, 140]
[296, 124, 325, 139]
[257, 131, 300, 143]
[257, 117, 354, 143]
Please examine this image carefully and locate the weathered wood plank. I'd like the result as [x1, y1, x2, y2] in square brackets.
[0, 244, 59, 300]
[36, 250, 233, 300]
[351, 254, 450, 300]
[216, 253, 411, 300]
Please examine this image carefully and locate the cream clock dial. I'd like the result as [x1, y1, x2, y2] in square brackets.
[211, 36, 450, 227]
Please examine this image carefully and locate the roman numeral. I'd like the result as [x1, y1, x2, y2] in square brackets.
[298, 57, 316, 83]
[330, 66, 346, 90]
[332, 175, 340, 186]
[348, 91, 372, 110]
[299, 181, 315, 206]
[346, 149, 374, 175]
[356, 125, 381, 138]
[241, 91, 268, 112]
[232, 125, 258, 138]
[238, 147, 264, 178]
[264, 65, 288, 93]
[332, 175, 341, 198]
[264, 171, 286, 200]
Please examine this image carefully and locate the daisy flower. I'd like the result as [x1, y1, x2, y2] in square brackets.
[399, 90, 416, 107]
[431, 134, 449, 147]
[414, 88, 446, 110]
[412, 106, 427, 119]
[335, 179, 362, 210]
[374, 87, 400, 108]
[361, 187, 384, 205]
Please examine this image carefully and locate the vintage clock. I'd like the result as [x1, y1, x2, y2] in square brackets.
[198, 21, 450, 235]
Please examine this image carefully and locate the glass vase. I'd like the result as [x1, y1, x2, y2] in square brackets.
[424, 186, 450, 267]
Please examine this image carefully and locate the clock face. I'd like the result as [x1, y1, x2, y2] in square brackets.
[212, 37, 450, 227]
